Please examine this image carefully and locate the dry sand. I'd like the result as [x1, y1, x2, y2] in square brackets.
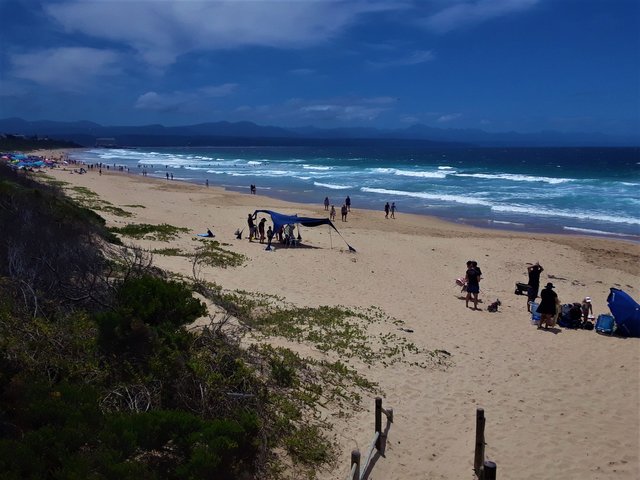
[39, 158, 639, 480]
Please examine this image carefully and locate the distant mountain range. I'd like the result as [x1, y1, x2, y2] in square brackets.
[1, 117, 637, 147]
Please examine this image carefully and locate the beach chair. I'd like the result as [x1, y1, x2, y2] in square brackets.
[595, 314, 615, 334]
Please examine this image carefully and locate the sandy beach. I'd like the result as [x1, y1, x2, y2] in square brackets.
[38, 156, 639, 480]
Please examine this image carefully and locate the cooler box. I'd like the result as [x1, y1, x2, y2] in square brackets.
[595, 314, 615, 334]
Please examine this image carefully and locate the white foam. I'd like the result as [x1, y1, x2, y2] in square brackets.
[438, 166, 454, 170]
[455, 173, 572, 184]
[562, 226, 637, 237]
[247, 160, 263, 165]
[492, 205, 640, 225]
[370, 167, 448, 179]
[303, 165, 333, 171]
[314, 182, 351, 190]
[360, 187, 493, 206]
[491, 220, 526, 226]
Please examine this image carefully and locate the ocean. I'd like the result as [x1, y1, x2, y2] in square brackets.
[70, 146, 640, 241]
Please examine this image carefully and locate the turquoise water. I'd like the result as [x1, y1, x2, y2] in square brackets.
[72, 146, 640, 240]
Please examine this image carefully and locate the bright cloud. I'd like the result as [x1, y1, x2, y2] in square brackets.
[45, 0, 400, 67]
[437, 113, 462, 123]
[9, 47, 120, 91]
[135, 84, 238, 112]
[425, 0, 540, 34]
[288, 96, 397, 122]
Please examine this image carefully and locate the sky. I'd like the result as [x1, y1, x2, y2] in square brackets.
[1, 0, 639, 137]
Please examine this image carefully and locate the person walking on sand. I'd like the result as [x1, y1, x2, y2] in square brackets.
[526, 262, 544, 312]
[537, 283, 558, 329]
[324, 196, 330, 211]
[465, 262, 481, 310]
[341, 203, 348, 222]
[384, 202, 390, 218]
[329, 205, 336, 221]
[390, 202, 396, 218]
[345, 195, 351, 212]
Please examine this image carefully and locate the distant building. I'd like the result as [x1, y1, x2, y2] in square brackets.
[95, 137, 117, 147]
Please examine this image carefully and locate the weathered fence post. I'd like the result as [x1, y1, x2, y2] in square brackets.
[351, 449, 361, 480]
[473, 408, 486, 474]
[375, 397, 383, 450]
[482, 460, 496, 480]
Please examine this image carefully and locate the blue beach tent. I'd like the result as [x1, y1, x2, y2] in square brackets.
[607, 288, 640, 337]
[253, 209, 356, 252]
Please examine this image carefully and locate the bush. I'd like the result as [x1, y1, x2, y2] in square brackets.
[95, 275, 206, 361]
[0, 380, 260, 479]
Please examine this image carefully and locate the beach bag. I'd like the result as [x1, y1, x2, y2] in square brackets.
[582, 320, 594, 330]
[595, 314, 615, 334]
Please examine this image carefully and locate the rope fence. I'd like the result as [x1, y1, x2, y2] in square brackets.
[345, 403, 497, 479]
[345, 397, 393, 480]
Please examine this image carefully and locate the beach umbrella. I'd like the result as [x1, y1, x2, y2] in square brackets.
[607, 288, 640, 337]
[253, 209, 356, 252]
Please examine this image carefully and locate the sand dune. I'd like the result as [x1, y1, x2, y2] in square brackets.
[41, 162, 640, 480]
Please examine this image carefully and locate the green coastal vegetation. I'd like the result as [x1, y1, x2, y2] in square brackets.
[0, 134, 81, 151]
[0, 165, 450, 479]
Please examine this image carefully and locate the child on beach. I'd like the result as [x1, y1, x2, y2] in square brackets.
[266, 226, 274, 250]
[329, 205, 336, 221]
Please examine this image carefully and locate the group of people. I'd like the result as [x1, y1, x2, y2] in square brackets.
[525, 261, 595, 330]
[384, 202, 396, 218]
[464, 260, 482, 310]
[324, 196, 351, 222]
[247, 213, 301, 251]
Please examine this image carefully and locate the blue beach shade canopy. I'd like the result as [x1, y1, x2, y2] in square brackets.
[607, 288, 640, 337]
[253, 209, 356, 252]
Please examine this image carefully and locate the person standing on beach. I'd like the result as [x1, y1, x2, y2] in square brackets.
[324, 196, 330, 211]
[537, 283, 558, 329]
[345, 195, 351, 212]
[205, 179, 209, 187]
[341, 204, 348, 222]
[581, 296, 593, 322]
[465, 262, 481, 310]
[266, 226, 274, 250]
[330, 205, 336, 221]
[258, 218, 266, 244]
[247, 213, 257, 241]
[391, 202, 396, 218]
[526, 262, 544, 311]
[384, 202, 390, 218]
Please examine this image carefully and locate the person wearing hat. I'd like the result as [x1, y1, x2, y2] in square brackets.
[581, 296, 593, 323]
[536, 282, 558, 329]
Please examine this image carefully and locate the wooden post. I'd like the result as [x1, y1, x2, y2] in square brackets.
[474, 408, 486, 474]
[351, 449, 361, 480]
[375, 397, 382, 450]
[482, 460, 496, 480]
